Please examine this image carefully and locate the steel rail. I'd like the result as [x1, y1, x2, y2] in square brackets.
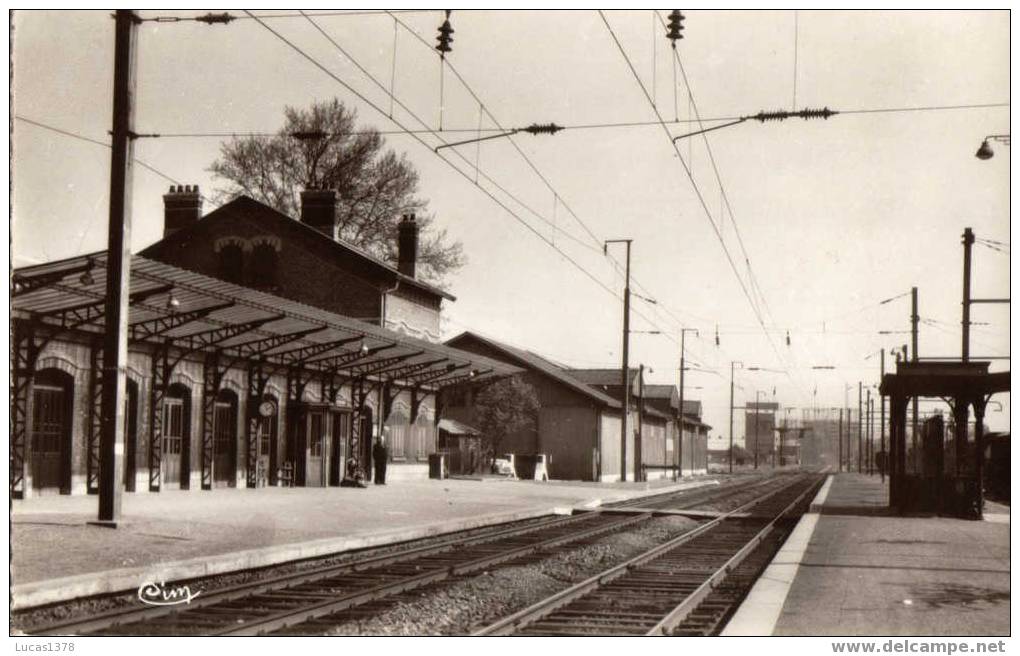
[215, 512, 653, 636]
[473, 474, 819, 636]
[31, 512, 583, 635]
[644, 478, 820, 635]
[30, 476, 772, 637]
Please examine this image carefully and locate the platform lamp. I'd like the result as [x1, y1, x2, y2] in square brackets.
[975, 134, 1010, 160]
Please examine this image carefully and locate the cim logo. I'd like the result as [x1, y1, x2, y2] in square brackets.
[137, 580, 201, 607]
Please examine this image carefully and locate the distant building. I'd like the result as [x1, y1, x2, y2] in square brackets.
[744, 401, 778, 465]
[440, 332, 708, 482]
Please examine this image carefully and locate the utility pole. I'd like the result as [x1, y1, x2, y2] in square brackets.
[880, 348, 886, 483]
[962, 228, 974, 362]
[866, 390, 873, 475]
[678, 328, 697, 480]
[95, 9, 139, 526]
[911, 287, 919, 472]
[728, 361, 742, 473]
[754, 390, 762, 469]
[838, 408, 843, 473]
[637, 363, 644, 482]
[604, 239, 632, 482]
[857, 382, 863, 473]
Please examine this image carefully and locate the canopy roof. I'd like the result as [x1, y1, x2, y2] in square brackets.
[879, 361, 1009, 399]
[12, 253, 521, 389]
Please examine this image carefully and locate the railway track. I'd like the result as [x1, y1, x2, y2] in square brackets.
[474, 473, 823, 636]
[24, 474, 793, 636]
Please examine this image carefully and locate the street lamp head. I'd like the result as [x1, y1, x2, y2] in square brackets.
[975, 140, 994, 160]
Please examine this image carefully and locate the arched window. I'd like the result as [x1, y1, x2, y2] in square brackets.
[218, 244, 244, 285]
[249, 243, 279, 289]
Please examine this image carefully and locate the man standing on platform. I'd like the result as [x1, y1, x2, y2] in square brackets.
[372, 436, 388, 485]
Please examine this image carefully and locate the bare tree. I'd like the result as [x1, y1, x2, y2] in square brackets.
[210, 98, 465, 285]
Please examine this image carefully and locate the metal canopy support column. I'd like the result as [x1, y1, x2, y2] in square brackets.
[147, 342, 170, 491]
[10, 319, 40, 499]
[889, 395, 908, 512]
[973, 397, 987, 519]
[86, 335, 103, 494]
[201, 349, 228, 490]
[246, 360, 271, 488]
[952, 400, 969, 476]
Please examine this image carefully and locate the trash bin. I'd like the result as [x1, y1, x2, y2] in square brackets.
[429, 453, 448, 480]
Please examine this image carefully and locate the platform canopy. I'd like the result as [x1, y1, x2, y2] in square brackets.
[11, 253, 522, 389]
[879, 361, 1009, 399]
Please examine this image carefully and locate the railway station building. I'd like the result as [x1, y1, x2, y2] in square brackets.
[10, 189, 519, 498]
[441, 332, 709, 482]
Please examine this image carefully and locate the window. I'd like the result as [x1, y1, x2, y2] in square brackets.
[163, 398, 184, 455]
[218, 244, 244, 284]
[250, 243, 279, 289]
[309, 412, 324, 457]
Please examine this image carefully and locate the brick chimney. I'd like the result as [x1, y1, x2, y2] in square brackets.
[163, 185, 203, 238]
[397, 213, 419, 278]
[300, 188, 337, 238]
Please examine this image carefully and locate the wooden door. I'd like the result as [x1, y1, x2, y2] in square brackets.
[162, 397, 184, 488]
[255, 413, 276, 487]
[213, 400, 236, 486]
[329, 412, 349, 486]
[31, 383, 69, 494]
[306, 411, 325, 486]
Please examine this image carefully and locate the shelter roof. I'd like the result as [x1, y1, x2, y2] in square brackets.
[12, 254, 519, 389]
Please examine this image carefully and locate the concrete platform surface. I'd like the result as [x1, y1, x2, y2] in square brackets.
[736, 474, 1010, 636]
[11, 476, 717, 609]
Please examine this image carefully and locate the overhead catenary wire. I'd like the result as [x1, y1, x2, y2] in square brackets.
[117, 102, 1011, 139]
[383, 10, 697, 341]
[295, 11, 603, 257]
[244, 11, 657, 343]
[301, 12, 712, 364]
[599, 11, 811, 402]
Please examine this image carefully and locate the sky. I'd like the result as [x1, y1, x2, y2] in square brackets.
[10, 9, 1012, 441]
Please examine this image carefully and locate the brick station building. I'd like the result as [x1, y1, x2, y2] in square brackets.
[10, 189, 518, 498]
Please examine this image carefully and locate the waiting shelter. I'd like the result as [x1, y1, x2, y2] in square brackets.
[879, 361, 1009, 519]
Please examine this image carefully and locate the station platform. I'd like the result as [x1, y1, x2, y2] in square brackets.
[724, 473, 1010, 637]
[11, 475, 720, 610]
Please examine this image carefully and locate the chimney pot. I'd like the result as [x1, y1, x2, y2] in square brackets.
[163, 184, 203, 239]
[397, 213, 420, 278]
[300, 188, 337, 239]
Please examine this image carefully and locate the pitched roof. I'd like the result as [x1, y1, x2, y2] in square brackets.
[444, 332, 622, 409]
[141, 195, 455, 301]
[566, 368, 640, 387]
[644, 384, 678, 401]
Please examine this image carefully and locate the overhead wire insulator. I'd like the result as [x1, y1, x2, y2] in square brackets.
[751, 107, 837, 122]
[666, 10, 685, 48]
[522, 123, 564, 135]
[435, 10, 454, 58]
[195, 12, 235, 24]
